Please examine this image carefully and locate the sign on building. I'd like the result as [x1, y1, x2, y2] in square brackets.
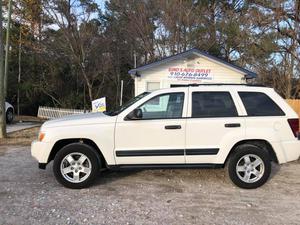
[168, 67, 213, 81]
[128, 48, 257, 96]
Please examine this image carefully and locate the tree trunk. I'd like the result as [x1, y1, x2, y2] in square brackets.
[87, 84, 93, 103]
[0, 0, 7, 138]
[79, 63, 93, 104]
[4, 0, 12, 97]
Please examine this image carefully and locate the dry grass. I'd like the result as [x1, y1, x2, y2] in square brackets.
[0, 126, 40, 147]
[15, 115, 45, 123]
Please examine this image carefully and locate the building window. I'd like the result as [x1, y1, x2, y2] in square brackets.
[146, 82, 160, 91]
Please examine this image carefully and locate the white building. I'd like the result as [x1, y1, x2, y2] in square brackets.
[129, 48, 257, 96]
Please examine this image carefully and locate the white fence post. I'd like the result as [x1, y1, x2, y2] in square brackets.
[37, 106, 89, 119]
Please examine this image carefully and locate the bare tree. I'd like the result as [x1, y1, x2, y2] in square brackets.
[43, 0, 106, 103]
[0, 0, 6, 138]
[250, 0, 300, 98]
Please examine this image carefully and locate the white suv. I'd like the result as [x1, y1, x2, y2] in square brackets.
[31, 85, 300, 189]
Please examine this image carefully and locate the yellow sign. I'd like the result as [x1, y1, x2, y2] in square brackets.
[92, 97, 106, 112]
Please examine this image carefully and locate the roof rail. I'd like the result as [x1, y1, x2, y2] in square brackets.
[171, 83, 267, 87]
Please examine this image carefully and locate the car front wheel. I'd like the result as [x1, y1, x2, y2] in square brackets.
[53, 143, 101, 189]
[228, 144, 271, 189]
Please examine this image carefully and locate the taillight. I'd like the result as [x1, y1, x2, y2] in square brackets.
[287, 118, 299, 138]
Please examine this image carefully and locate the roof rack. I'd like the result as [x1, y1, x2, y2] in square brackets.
[171, 83, 267, 87]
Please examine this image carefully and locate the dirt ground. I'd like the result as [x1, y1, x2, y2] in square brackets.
[0, 126, 40, 146]
[0, 128, 300, 225]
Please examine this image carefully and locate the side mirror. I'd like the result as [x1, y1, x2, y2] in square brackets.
[125, 108, 143, 120]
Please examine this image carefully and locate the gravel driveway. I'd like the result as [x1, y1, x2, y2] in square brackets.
[1, 145, 300, 225]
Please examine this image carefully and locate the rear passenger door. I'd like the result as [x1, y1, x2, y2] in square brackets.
[185, 89, 245, 164]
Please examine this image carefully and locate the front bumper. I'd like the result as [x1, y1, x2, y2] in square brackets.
[31, 140, 53, 166]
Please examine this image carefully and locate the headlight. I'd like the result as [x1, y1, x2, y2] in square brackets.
[38, 132, 45, 142]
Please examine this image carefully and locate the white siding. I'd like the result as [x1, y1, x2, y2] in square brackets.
[135, 56, 247, 95]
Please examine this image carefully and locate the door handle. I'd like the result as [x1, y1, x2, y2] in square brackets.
[165, 125, 181, 129]
[225, 123, 241, 128]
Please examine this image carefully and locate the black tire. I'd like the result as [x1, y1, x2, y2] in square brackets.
[228, 144, 271, 189]
[53, 143, 101, 189]
[6, 108, 13, 123]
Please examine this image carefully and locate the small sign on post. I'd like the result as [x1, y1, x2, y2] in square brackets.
[92, 97, 106, 112]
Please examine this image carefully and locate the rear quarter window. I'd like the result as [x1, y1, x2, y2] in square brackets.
[238, 92, 285, 116]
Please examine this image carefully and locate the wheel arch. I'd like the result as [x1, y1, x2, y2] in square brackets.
[7, 106, 13, 112]
[224, 139, 278, 166]
[48, 138, 107, 168]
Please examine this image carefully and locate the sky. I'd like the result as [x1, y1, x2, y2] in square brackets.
[95, 0, 107, 11]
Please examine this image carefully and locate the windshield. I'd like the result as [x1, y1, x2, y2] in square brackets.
[104, 92, 150, 116]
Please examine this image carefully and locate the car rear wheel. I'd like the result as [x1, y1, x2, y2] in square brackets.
[53, 143, 101, 189]
[228, 144, 271, 189]
[6, 108, 13, 123]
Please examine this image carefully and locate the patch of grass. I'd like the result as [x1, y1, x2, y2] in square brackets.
[0, 126, 40, 146]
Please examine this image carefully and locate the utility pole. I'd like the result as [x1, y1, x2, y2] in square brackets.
[133, 51, 137, 68]
[119, 80, 123, 106]
[4, 0, 12, 97]
[0, 0, 7, 138]
[83, 83, 86, 113]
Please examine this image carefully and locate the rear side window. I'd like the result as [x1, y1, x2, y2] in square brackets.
[192, 92, 238, 118]
[239, 92, 285, 116]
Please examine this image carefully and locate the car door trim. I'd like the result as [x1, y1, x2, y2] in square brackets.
[108, 163, 223, 169]
[185, 148, 219, 155]
[116, 149, 184, 157]
[116, 148, 219, 157]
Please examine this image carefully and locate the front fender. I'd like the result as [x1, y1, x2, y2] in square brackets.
[44, 123, 116, 165]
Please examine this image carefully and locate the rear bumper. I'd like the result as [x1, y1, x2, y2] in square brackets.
[31, 140, 53, 165]
[279, 139, 300, 163]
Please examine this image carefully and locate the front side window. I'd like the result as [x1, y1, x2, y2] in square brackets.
[138, 92, 184, 119]
[192, 92, 238, 118]
[238, 92, 285, 116]
[105, 92, 150, 116]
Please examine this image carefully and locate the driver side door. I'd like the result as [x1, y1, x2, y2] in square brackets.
[114, 91, 187, 165]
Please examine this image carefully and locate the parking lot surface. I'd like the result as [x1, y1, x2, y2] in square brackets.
[1, 145, 300, 225]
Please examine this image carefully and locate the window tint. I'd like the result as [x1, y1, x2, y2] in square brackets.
[192, 92, 238, 118]
[239, 92, 285, 116]
[138, 93, 184, 119]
